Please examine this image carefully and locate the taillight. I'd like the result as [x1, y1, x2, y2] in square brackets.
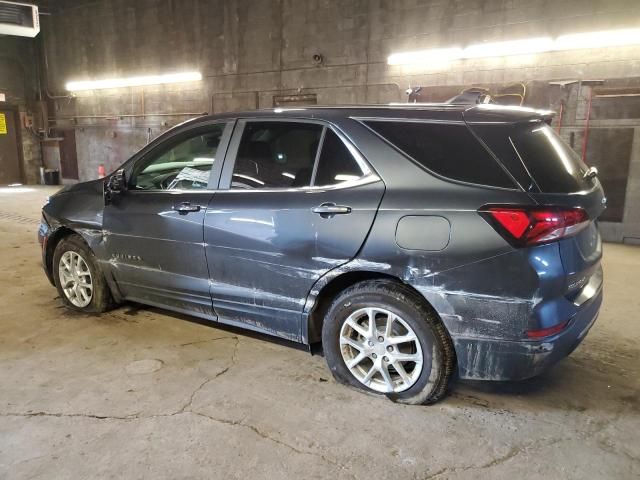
[480, 206, 589, 246]
[526, 320, 570, 339]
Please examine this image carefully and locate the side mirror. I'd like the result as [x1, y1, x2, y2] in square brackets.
[104, 169, 126, 205]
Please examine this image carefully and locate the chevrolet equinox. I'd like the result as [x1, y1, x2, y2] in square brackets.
[39, 104, 605, 404]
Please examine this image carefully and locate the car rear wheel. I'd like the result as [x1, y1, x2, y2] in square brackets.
[53, 234, 113, 313]
[322, 279, 455, 404]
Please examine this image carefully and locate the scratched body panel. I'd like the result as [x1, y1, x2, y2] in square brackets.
[204, 179, 385, 341]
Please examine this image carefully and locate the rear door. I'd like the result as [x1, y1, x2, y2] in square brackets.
[204, 119, 385, 341]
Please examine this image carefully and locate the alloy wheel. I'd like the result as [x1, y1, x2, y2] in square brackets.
[58, 251, 93, 308]
[339, 307, 423, 393]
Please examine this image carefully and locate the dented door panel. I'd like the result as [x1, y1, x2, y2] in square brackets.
[204, 181, 385, 341]
[103, 191, 216, 318]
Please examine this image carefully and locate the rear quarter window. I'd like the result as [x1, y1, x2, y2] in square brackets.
[314, 130, 365, 186]
[509, 123, 591, 193]
[362, 120, 516, 189]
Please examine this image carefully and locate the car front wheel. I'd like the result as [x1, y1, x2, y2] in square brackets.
[53, 234, 113, 313]
[322, 279, 456, 404]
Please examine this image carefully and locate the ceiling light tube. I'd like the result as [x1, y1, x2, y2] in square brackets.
[66, 71, 202, 91]
[463, 37, 554, 59]
[387, 27, 640, 65]
[554, 28, 640, 50]
[387, 47, 463, 66]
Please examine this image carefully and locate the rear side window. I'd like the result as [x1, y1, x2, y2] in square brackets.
[363, 120, 515, 188]
[510, 123, 591, 193]
[314, 130, 364, 186]
[232, 122, 323, 189]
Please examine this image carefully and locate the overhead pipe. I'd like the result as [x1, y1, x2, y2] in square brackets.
[48, 112, 207, 121]
[579, 80, 604, 163]
[581, 89, 592, 162]
[37, 32, 73, 100]
[556, 101, 564, 134]
[549, 80, 578, 135]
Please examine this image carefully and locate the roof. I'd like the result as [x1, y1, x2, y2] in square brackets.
[187, 103, 555, 126]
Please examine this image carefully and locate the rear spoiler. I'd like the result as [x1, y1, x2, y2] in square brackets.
[463, 104, 555, 125]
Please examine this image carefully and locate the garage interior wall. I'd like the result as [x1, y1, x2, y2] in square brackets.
[0, 36, 41, 184]
[4, 0, 640, 242]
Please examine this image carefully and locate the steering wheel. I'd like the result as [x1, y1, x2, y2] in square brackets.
[157, 173, 178, 190]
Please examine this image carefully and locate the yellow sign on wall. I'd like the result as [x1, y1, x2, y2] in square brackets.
[0, 113, 7, 135]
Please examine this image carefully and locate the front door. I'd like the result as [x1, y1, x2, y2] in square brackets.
[102, 121, 232, 319]
[0, 110, 22, 184]
[204, 120, 385, 340]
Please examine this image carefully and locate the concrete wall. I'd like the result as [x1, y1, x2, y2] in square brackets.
[40, 0, 640, 242]
[0, 35, 42, 184]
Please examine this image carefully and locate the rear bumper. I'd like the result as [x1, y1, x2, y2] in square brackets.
[454, 285, 603, 381]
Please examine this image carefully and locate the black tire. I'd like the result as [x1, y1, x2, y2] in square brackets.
[53, 234, 114, 313]
[321, 279, 456, 405]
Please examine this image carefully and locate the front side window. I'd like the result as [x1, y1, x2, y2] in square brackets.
[131, 124, 226, 190]
[231, 122, 323, 189]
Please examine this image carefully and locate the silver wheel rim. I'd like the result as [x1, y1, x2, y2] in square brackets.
[58, 251, 93, 308]
[339, 307, 423, 393]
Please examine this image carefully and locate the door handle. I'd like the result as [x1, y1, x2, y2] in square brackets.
[312, 203, 352, 218]
[174, 202, 201, 214]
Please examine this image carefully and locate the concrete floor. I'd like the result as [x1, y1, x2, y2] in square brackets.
[0, 185, 638, 479]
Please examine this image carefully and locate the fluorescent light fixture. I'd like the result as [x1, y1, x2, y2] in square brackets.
[554, 28, 640, 50]
[388, 27, 640, 65]
[387, 47, 462, 66]
[463, 37, 553, 58]
[66, 71, 202, 91]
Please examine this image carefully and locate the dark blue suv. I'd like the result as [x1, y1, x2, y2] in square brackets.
[39, 104, 605, 404]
